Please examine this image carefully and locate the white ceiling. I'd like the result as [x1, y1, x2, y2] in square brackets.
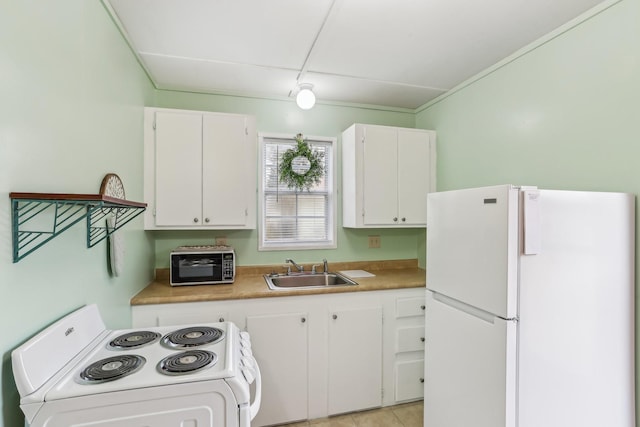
[103, 0, 606, 110]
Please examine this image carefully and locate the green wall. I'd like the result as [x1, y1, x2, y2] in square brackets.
[151, 91, 421, 268]
[415, 0, 640, 421]
[0, 2, 155, 426]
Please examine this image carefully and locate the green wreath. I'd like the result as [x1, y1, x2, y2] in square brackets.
[279, 133, 325, 191]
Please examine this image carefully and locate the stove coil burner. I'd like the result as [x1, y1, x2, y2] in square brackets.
[79, 355, 145, 383]
[108, 331, 161, 350]
[157, 350, 218, 376]
[161, 326, 225, 349]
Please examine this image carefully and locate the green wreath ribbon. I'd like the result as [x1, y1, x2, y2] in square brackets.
[279, 133, 325, 191]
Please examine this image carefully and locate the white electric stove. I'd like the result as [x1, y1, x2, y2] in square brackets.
[12, 304, 261, 427]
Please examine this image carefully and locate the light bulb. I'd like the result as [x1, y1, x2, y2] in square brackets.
[296, 84, 316, 110]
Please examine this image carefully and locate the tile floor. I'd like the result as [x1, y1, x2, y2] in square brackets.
[274, 401, 423, 427]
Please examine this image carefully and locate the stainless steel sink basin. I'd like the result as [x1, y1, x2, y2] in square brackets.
[264, 272, 358, 290]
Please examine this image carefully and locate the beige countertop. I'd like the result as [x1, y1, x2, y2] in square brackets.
[131, 259, 426, 305]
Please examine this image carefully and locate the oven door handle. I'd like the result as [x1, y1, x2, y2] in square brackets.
[249, 357, 262, 420]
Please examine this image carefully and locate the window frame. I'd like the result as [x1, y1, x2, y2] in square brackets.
[258, 132, 337, 251]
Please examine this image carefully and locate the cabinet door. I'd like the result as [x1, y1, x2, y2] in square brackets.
[362, 125, 398, 225]
[395, 359, 425, 401]
[202, 114, 253, 226]
[397, 129, 429, 226]
[154, 111, 203, 226]
[328, 306, 383, 415]
[247, 312, 308, 426]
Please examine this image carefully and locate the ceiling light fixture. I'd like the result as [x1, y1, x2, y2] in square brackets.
[295, 83, 316, 110]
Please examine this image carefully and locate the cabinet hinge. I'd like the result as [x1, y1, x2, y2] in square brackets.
[152, 119, 156, 131]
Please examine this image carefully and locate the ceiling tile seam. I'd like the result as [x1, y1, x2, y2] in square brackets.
[138, 52, 301, 73]
[291, 0, 342, 95]
[153, 84, 416, 114]
[306, 70, 450, 93]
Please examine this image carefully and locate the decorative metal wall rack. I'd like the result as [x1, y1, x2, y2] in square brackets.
[10, 192, 147, 263]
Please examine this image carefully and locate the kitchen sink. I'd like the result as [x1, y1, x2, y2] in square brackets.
[264, 272, 358, 290]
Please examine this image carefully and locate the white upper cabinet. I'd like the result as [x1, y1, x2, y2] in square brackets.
[342, 123, 436, 228]
[144, 107, 257, 229]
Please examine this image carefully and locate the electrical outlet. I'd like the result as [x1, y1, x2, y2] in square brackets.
[368, 235, 381, 249]
[215, 236, 227, 246]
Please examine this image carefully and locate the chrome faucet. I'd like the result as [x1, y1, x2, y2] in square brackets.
[323, 258, 329, 273]
[285, 258, 304, 273]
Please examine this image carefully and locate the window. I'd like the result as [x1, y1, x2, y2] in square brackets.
[259, 134, 336, 250]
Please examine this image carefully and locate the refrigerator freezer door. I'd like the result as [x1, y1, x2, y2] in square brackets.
[424, 290, 516, 427]
[518, 190, 635, 427]
[427, 185, 520, 318]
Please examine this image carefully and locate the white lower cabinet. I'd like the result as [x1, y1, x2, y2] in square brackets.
[393, 295, 426, 403]
[247, 312, 308, 426]
[131, 287, 425, 426]
[395, 360, 425, 401]
[328, 306, 382, 415]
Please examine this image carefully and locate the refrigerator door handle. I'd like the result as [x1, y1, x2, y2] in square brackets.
[431, 291, 514, 323]
[523, 189, 541, 255]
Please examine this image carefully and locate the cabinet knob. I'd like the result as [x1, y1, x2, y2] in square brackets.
[420, 337, 425, 342]
[401, 217, 406, 222]
[332, 314, 338, 320]
[420, 378, 425, 383]
[421, 305, 425, 310]
[205, 217, 210, 223]
[193, 218, 199, 223]
[393, 217, 398, 222]
[301, 317, 306, 323]
[219, 317, 225, 322]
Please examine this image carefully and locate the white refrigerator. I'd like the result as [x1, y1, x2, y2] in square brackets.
[424, 184, 635, 427]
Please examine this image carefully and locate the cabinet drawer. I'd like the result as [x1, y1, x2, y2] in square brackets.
[396, 326, 425, 353]
[156, 311, 228, 326]
[396, 296, 426, 318]
[395, 359, 425, 402]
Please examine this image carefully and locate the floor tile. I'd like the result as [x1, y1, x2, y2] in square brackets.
[273, 402, 424, 427]
[392, 402, 423, 427]
[351, 409, 404, 427]
[309, 413, 356, 427]
[278, 421, 310, 427]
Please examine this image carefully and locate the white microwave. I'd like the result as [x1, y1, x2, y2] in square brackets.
[170, 245, 235, 286]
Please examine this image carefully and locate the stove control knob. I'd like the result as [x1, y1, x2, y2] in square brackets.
[241, 356, 255, 369]
[242, 367, 256, 384]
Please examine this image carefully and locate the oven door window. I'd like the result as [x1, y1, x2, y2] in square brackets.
[172, 254, 222, 283]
